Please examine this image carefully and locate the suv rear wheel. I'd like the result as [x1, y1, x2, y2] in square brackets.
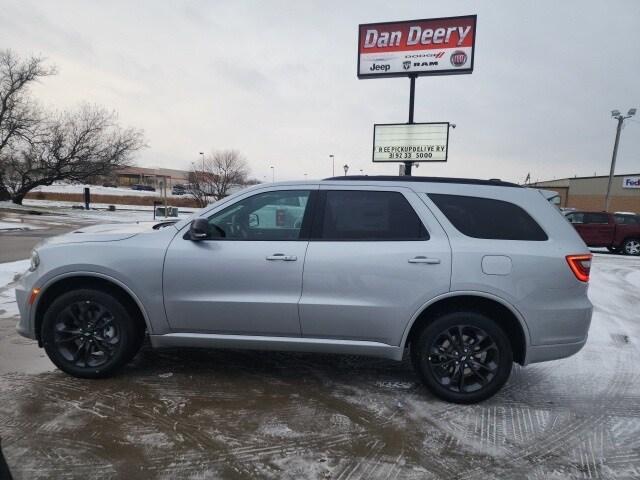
[41, 289, 144, 378]
[622, 238, 640, 256]
[411, 311, 513, 404]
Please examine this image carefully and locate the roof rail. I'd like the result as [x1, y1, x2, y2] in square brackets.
[322, 175, 521, 188]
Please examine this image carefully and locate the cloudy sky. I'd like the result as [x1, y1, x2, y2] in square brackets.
[1, 0, 638, 183]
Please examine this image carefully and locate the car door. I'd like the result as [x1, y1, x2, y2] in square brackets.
[163, 187, 316, 335]
[566, 212, 594, 245]
[298, 186, 451, 346]
[583, 212, 614, 246]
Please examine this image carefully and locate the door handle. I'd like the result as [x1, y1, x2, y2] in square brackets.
[408, 256, 441, 264]
[266, 254, 297, 261]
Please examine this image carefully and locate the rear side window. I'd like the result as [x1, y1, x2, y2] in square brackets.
[319, 190, 428, 240]
[428, 193, 548, 241]
[614, 215, 640, 225]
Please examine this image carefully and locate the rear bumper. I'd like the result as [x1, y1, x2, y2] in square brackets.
[524, 337, 587, 365]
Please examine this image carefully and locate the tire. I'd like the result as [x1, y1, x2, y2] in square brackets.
[41, 289, 144, 378]
[411, 311, 513, 404]
[622, 238, 640, 256]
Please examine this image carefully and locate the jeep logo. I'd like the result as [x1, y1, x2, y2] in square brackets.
[369, 63, 390, 72]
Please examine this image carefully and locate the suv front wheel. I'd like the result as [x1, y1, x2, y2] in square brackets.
[41, 289, 144, 378]
[411, 311, 513, 404]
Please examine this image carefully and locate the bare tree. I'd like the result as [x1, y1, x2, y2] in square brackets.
[1, 105, 145, 204]
[188, 149, 249, 206]
[0, 50, 55, 200]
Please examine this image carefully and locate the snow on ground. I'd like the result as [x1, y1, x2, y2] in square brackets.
[0, 253, 639, 478]
[0, 220, 43, 231]
[32, 182, 166, 197]
[1, 199, 197, 224]
[0, 259, 29, 319]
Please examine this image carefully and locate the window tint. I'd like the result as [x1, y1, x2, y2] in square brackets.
[428, 194, 548, 241]
[207, 190, 310, 240]
[585, 213, 609, 224]
[319, 190, 428, 240]
[614, 215, 639, 225]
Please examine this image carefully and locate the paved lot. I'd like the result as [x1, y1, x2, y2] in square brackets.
[0, 233, 639, 478]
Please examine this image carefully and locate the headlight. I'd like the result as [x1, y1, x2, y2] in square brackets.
[29, 250, 40, 271]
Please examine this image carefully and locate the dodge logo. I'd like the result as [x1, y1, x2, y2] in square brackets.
[450, 51, 467, 67]
[402, 60, 411, 70]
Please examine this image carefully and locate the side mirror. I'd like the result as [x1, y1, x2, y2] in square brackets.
[189, 218, 209, 240]
[249, 213, 259, 228]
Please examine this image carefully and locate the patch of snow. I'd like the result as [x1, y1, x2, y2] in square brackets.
[32, 182, 183, 197]
[0, 259, 29, 319]
[0, 220, 43, 231]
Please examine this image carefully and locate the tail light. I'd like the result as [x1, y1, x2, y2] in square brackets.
[566, 254, 592, 282]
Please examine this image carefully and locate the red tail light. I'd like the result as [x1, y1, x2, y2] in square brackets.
[566, 254, 592, 282]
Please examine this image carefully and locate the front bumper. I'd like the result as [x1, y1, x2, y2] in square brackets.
[14, 273, 36, 340]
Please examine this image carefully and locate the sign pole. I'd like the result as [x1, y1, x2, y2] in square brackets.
[405, 74, 417, 176]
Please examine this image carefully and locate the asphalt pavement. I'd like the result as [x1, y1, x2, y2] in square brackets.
[0, 210, 87, 262]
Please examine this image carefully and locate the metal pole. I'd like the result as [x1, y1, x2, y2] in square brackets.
[404, 75, 417, 176]
[604, 116, 624, 211]
[330, 155, 335, 176]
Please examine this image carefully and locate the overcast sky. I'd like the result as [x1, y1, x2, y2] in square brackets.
[1, 0, 638, 183]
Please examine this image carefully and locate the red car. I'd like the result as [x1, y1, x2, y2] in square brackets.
[565, 211, 640, 255]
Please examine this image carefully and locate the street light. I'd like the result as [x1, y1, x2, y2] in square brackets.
[605, 108, 636, 211]
[199, 152, 205, 173]
[329, 154, 335, 176]
[343, 164, 349, 176]
[270, 165, 275, 182]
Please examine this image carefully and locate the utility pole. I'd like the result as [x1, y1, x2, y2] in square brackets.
[404, 74, 417, 176]
[605, 108, 636, 211]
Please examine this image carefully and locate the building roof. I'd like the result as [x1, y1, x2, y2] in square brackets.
[116, 166, 191, 178]
[530, 172, 640, 186]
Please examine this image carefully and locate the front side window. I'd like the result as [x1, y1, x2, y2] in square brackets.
[319, 190, 428, 240]
[566, 212, 585, 224]
[206, 190, 310, 240]
[428, 193, 548, 241]
[585, 213, 609, 224]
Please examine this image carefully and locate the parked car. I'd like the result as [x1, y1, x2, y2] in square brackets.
[131, 184, 156, 192]
[172, 184, 186, 195]
[16, 176, 593, 403]
[565, 211, 640, 255]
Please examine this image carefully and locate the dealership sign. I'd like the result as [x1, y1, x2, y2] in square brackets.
[623, 176, 640, 189]
[373, 123, 449, 162]
[358, 15, 476, 78]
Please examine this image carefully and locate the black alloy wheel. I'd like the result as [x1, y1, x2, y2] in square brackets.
[42, 289, 143, 378]
[427, 325, 499, 394]
[411, 311, 513, 404]
[53, 300, 121, 368]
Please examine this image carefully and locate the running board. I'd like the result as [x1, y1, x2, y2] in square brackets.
[149, 333, 404, 361]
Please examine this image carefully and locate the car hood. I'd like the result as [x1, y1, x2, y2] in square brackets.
[43, 221, 177, 245]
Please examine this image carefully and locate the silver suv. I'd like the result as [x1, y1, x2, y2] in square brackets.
[15, 176, 593, 403]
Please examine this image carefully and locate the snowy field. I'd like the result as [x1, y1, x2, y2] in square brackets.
[31, 182, 174, 197]
[0, 253, 638, 479]
[1, 199, 197, 227]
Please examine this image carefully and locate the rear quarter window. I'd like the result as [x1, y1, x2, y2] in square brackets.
[428, 193, 548, 241]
